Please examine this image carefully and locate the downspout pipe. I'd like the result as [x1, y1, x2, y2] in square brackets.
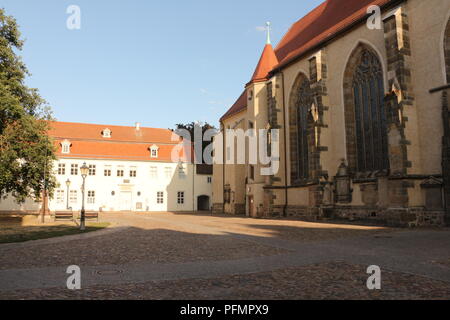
[222, 124, 226, 214]
[281, 71, 289, 217]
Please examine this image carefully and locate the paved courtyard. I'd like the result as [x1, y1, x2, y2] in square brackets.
[0, 212, 450, 299]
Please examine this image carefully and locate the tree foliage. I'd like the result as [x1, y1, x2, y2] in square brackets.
[175, 122, 217, 164]
[0, 8, 56, 203]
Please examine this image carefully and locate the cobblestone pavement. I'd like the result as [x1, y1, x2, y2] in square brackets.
[0, 212, 449, 299]
[2, 262, 449, 300]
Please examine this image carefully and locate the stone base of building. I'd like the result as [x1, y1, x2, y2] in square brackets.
[272, 205, 321, 221]
[233, 204, 246, 215]
[332, 207, 446, 227]
[212, 203, 223, 215]
[269, 205, 446, 227]
[222, 203, 246, 216]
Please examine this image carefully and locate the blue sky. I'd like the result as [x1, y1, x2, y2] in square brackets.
[2, 0, 323, 129]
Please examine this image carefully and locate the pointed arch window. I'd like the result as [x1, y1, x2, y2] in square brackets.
[347, 49, 389, 173]
[445, 18, 450, 83]
[289, 74, 316, 185]
[296, 78, 313, 181]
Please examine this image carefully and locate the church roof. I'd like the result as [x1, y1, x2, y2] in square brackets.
[48, 121, 189, 162]
[273, 0, 392, 70]
[220, 0, 394, 122]
[219, 91, 247, 122]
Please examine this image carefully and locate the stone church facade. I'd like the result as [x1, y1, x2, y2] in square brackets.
[213, 0, 450, 226]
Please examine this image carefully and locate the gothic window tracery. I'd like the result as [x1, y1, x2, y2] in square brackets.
[344, 47, 389, 174]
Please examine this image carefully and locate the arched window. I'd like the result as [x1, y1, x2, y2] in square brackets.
[344, 46, 389, 174]
[289, 74, 315, 184]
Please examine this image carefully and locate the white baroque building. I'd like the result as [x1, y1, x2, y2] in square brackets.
[0, 121, 213, 213]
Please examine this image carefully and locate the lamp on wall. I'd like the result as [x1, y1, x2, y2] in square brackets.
[79, 162, 89, 231]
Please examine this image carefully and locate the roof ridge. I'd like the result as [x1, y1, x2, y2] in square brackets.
[50, 121, 173, 132]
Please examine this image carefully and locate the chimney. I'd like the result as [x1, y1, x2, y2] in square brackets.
[135, 122, 141, 131]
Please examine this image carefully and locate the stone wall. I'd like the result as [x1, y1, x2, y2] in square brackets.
[273, 204, 320, 221]
[332, 206, 445, 227]
[212, 203, 223, 215]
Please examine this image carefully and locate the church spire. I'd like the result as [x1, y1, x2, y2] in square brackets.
[266, 21, 271, 45]
[248, 22, 279, 85]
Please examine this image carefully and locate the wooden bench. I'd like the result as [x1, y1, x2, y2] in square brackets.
[54, 211, 74, 222]
[80, 211, 99, 222]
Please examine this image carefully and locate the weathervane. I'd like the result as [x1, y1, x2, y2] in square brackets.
[266, 21, 271, 45]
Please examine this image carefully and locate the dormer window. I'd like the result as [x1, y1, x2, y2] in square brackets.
[61, 140, 71, 154]
[102, 128, 112, 138]
[150, 145, 159, 158]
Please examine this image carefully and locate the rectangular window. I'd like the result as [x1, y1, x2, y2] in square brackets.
[69, 190, 77, 204]
[157, 191, 164, 204]
[58, 163, 66, 175]
[130, 167, 137, 178]
[89, 165, 96, 176]
[178, 166, 186, 179]
[71, 164, 78, 175]
[56, 189, 65, 204]
[151, 149, 158, 158]
[177, 191, 184, 204]
[250, 165, 255, 181]
[62, 145, 70, 154]
[104, 166, 112, 177]
[207, 176, 212, 184]
[164, 167, 172, 179]
[150, 166, 158, 179]
[117, 168, 124, 177]
[87, 191, 95, 204]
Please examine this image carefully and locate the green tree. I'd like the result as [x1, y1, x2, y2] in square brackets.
[0, 8, 56, 204]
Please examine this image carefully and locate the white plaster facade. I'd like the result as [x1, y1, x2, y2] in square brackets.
[49, 159, 212, 213]
[0, 122, 213, 213]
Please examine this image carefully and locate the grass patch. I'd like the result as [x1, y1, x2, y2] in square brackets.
[0, 223, 110, 244]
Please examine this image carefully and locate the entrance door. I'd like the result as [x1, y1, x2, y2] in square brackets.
[197, 195, 210, 211]
[119, 191, 132, 211]
[248, 196, 254, 217]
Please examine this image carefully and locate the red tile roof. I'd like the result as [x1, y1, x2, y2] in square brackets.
[48, 122, 189, 162]
[49, 121, 179, 144]
[273, 0, 392, 70]
[221, 0, 394, 122]
[249, 44, 279, 84]
[219, 91, 247, 122]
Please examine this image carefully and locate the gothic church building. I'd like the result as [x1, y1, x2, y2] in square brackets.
[213, 0, 450, 226]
